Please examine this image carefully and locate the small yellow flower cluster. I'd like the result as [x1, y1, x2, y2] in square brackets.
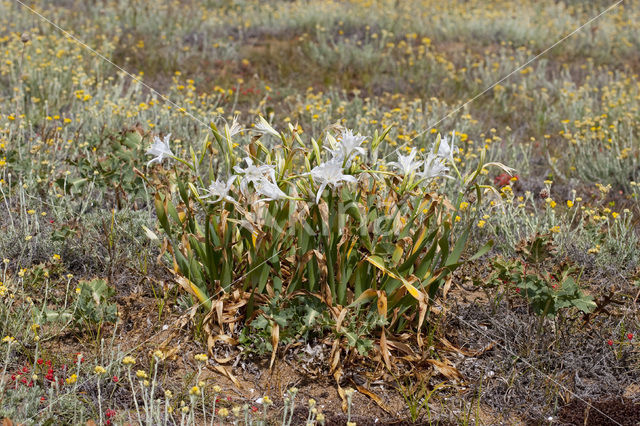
[122, 356, 136, 365]
[194, 353, 208, 362]
[545, 198, 557, 209]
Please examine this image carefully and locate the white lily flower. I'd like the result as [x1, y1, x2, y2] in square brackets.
[227, 116, 242, 137]
[432, 132, 456, 161]
[388, 147, 422, 177]
[308, 159, 357, 203]
[418, 154, 451, 181]
[233, 157, 277, 196]
[201, 176, 236, 204]
[254, 177, 288, 202]
[253, 116, 279, 138]
[329, 128, 367, 165]
[146, 134, 174, 167]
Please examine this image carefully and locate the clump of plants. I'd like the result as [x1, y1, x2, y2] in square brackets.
[485, 234, 596, 321]
[148, 117, 509, 363]
[39, 278, 118, 340]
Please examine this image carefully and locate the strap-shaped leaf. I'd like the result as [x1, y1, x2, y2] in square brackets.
[467, 240, 493, 262]
[175, 275, 211, 311]
[445, 227, 469, 267]
[154, 193, 171, 233]
[348, 288, 378, 308]
[366, 255, 423, 302]
[398, 228, 438, 273]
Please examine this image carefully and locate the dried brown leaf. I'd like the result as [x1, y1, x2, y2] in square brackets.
[379, 327, 393, 371]
[214, 299, 224, 330]
[427, 359, 463, 382]
[330, 339, 341, 374]
[438, 336, 495, 357]
[386, 339, 416, 357]
[269, 322, 279, 370]
[376, 290, 387, 317]
[207, 364, 242, 389]
[335, 308, 348, 332]
[416, 303, 427, 347]
[442, 275, 453, 300]
[334, 368, 348, 413]
[352, 384, 391, 413]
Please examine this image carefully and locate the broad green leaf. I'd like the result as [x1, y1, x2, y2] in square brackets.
[571, 296, 596, 313]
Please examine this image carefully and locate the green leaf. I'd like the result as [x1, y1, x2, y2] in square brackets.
[467, 239, 493, 262]
[257, 263, 270, 293]
[123, 130, 142, 149]
[571, 296, 596, 313]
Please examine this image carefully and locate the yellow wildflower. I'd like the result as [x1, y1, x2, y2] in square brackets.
[122, 356, 136, 365]
[194, 353, 208, 362]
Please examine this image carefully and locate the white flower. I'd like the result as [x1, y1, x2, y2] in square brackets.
[146, 134, 174, 167]
[418, 154, 451, 181]
[253, 116, 279, 138]
[233, 157, 277, 196]
[227, 116, 242, 137]
[329, 129, 367, 165]
[432, 132, 456, 161]
[308, 159, 357, 203]
[388, 148, 422, 176]
[254, 178, 288, 202]
[201, 176, 236, 204]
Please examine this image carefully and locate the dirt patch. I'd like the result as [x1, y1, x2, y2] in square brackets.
[558, 398, 640, 425]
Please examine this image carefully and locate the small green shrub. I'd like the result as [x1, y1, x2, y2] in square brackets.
[487, 245, 596, 318]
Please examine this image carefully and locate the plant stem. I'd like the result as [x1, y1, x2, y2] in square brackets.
[127, 367, 144, 426]
[97, 377, 103, 425]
